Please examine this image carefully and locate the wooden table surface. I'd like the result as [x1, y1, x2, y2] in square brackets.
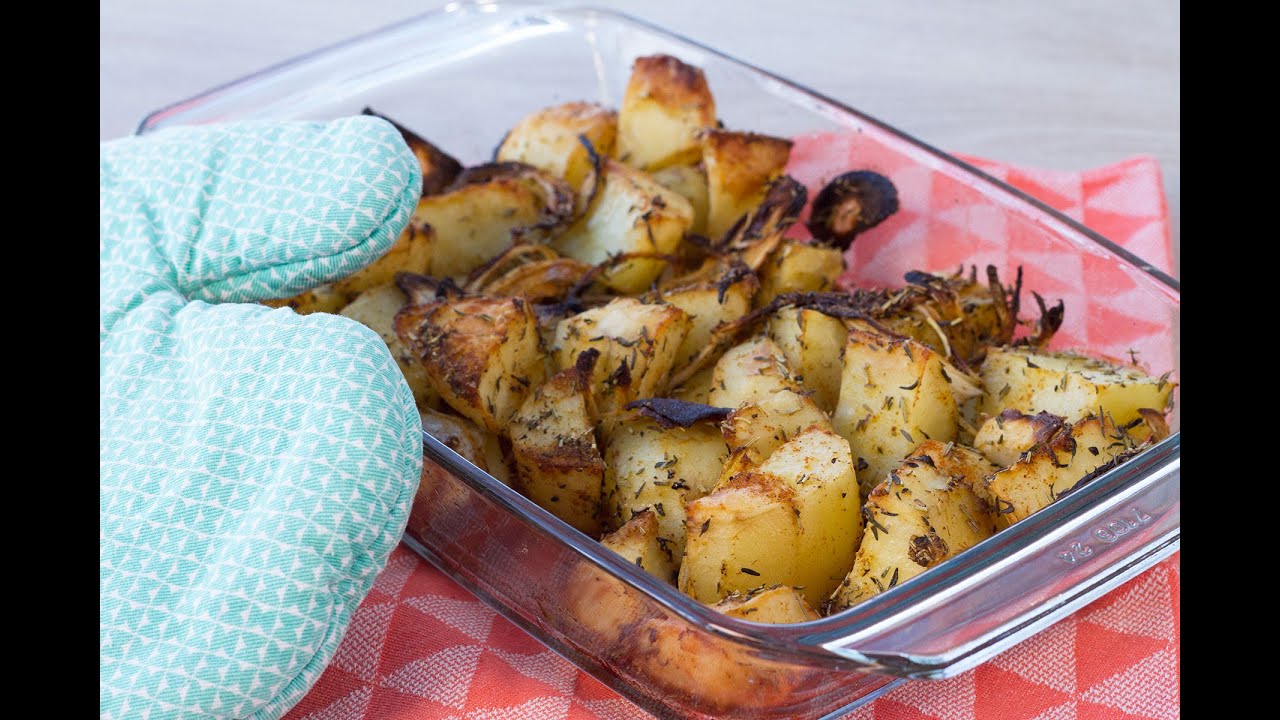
[99, 0, 1179, 271]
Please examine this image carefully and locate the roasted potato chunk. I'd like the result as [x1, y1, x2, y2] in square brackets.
[497, 101, 618, 189]
[719, 389, 831, 481]
[679, 471, 799, 603]
[617, 54, 716, 171]
[651, 164, 710, 235]
[708, 336, 800, 409]
[553, 159, 694, 293]
[756, 239, 845, 307]
[552, 298, 691, 413]
[983, 413, 1151, 527]
[603, 417, 726, 561]
[833, 328, 959, 494]
[714, 585, 819, 622]
[681, 427, 860, 607]
[660, 271, 758, 372]
[973, 409, 1066, 467]
[395, 296, 544, 433]
[767, 307, 847, 414]
[413, 174, 552, 279]
[757, 427, 862, 606]
[338, 283, 435, 406]
[978, 346, 1176, 427]
[510, 361, 605, 535]
[599, 508, 676, 583]
[830, 441, 997, 610]
[701, 129, 793, 239]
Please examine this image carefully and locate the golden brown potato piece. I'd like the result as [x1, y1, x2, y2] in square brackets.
[395, 296, 545, 433]
[766, 307, 848, 414]
[413, 172, 559, 279]
[509, 360, 605, 536]
[756, 427, 862, 606]
[713, 585, 819, 622]
[701, 129, 793, 239]
[600, 508, 677, 584]
[708, 336, 800, 409]
[983, 413, 1153, 527]
[756, 239, 845, 307]
[973, 409, 1066, 467]
[617, 54, 716, 171]
[659, 271, 758, 372]
[552, 159, 694, 293]
[651, 164, 710, 235]
[681, 426, 860, 607]
[978, 346, 1177, 427]
[497, 101, 618, 189]
[719, 389, 831, 482]
[830, 441, 998, 610]
[832, 328, 958, 494]
[552, 298, 691, 414]
[679, 471, 799, 603]
[338, 283, 435, 406]
[362, 107, 462, 195]
[603, 415, 727, 560]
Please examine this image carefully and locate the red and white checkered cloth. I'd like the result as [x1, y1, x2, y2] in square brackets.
[287, 138, 1180, 720]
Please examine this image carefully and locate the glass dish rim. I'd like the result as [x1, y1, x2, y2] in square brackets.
[136, 0, 1181, 672]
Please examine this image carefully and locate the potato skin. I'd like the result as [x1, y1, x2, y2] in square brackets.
[617, 54, 716, 171]
[395, 296, 544, 433]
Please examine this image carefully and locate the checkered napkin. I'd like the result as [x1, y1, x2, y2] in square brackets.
[286, 141, 1179, 720]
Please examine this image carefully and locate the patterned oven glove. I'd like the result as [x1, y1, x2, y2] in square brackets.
[101, 118, 425, 719]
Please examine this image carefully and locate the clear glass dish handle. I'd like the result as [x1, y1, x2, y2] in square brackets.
[815, 436, 1179, 678]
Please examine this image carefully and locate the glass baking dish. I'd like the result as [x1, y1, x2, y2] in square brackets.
[138, 3, 1181, 718]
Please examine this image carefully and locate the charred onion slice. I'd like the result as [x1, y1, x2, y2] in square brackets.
[362, 107, 462, 196]
[806, 170, 900, 249]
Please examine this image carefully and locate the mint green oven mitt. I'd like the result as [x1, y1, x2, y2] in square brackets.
[101, 118, 425, 719]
